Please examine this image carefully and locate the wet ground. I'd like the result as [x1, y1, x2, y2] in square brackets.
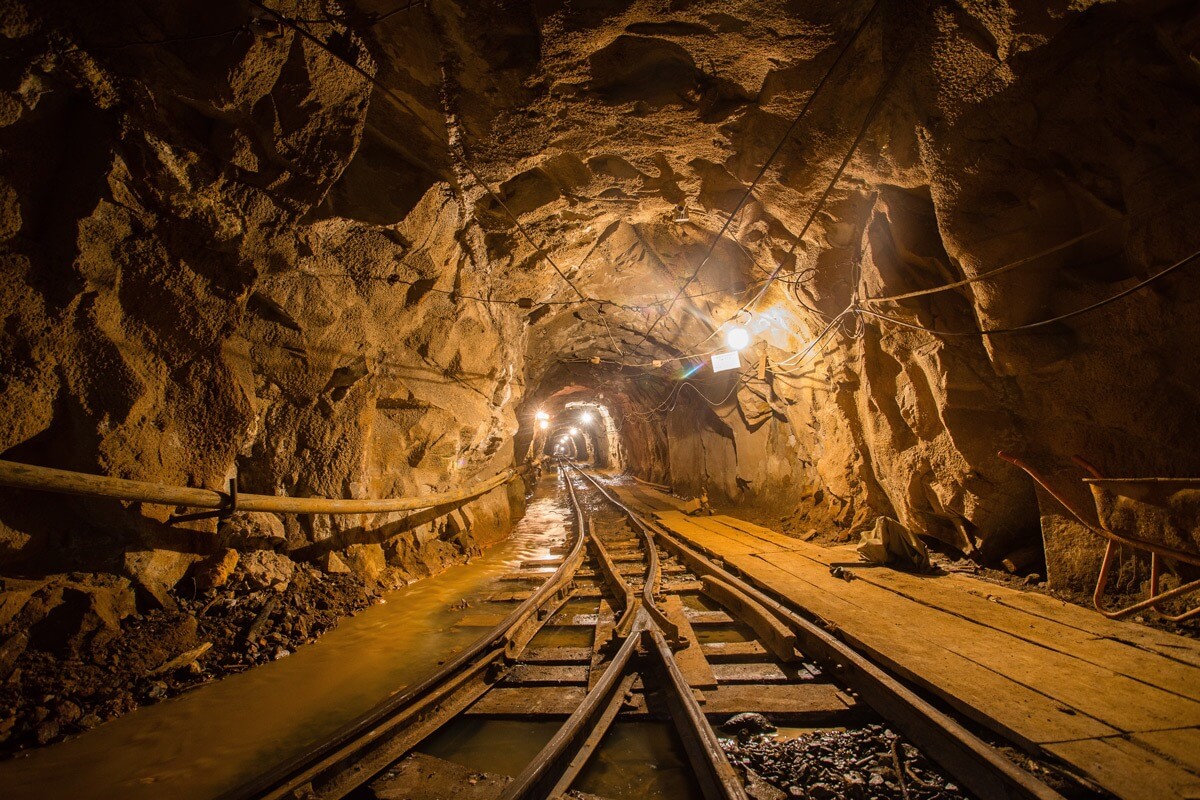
[0, 473, 572, 800]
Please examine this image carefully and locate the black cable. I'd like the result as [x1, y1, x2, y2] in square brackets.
[858, 246, 1200, 336]
[248, 0, 593, 304]
[628, 0, 883, 353]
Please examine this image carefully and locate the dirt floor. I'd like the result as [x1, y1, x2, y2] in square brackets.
[0, 566, 378, 757]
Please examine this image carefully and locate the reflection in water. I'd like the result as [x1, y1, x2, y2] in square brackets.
[571, 721, 703, 800]
[0, 477, 570, 800]
[416, 717, 561, 777]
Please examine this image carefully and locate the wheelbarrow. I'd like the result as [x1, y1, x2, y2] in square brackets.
[998, 451, 1200, 622]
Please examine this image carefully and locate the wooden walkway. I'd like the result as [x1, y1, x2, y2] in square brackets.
[609, 480, 1200, 800]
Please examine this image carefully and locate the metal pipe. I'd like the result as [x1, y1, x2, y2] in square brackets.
[0, 458, 515, 516]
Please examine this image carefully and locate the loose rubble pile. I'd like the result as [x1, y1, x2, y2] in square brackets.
[722, 724, 969, 800]
[0, 558, 377, 757]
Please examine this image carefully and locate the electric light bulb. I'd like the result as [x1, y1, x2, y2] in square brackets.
[538, 419, 549, 430]
[726, 326, 750, 351]
[535, 410, 549, 421]
[580, 411, 594, 424]
[569, 427, 579, 435]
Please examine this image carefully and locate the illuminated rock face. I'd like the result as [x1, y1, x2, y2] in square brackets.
[0, 0, 1198, 591]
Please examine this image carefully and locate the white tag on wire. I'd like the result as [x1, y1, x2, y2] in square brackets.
[711, 351, 741, 373]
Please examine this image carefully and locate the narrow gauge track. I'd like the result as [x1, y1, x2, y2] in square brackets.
[222, 464, 1067, 800]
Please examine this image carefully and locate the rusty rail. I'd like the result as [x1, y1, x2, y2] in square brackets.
[218, 469, 585, 800]
[577, 466, 1066, 800]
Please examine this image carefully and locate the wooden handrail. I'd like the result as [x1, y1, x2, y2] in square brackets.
[0, 459, 515, 516]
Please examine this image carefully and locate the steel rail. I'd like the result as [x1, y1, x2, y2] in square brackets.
[643, 626, 750, 800]
[622, 492, 1067, 800]
[219, 470, 588, 800]
[568, 465, 680, 641]
[583, 515, 640, 639]
[0, 458, 517, 516]
[498, 621, 643, 800]
[503, 465, 745, 800]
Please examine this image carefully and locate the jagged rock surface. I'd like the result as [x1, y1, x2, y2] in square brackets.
[0, 0, 1198, 749]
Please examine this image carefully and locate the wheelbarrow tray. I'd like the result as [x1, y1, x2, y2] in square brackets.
[1085, 478, 1200, 556]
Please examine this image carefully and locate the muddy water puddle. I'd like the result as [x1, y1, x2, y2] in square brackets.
[572, 721, 703, 800]
[0, 476, 573, 800]
[527, 624, 595, 649]
[415, 717, 561, 777]
[692, 621, 756, 644]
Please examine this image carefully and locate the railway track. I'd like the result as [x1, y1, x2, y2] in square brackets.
[221, 463, 1068, 800]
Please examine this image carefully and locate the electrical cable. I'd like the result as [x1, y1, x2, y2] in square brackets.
[858, 245, 1200, 336]
[864, 226, 1109, 305]
[626, 0, 883, 354]
[249, 0, 593, 305]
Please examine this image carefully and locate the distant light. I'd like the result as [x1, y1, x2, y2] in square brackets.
[535, 410, 549, 421]
[538, 419, 549, 430]
[569, 427, 579, 435]
[726, 326, 750, 350]
[580, 411, 594, 424]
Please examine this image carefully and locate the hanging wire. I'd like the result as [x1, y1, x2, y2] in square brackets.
[248, 0, 594, 305]
[857, 245, 1200, 336]
[626, 0, 884, 354]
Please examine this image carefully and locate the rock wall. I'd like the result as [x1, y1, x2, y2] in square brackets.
[0, 0, 1198, 721]
[0, 0, 528, 587]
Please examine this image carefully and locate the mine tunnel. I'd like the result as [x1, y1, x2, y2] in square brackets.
[1, 1, 1198, 798]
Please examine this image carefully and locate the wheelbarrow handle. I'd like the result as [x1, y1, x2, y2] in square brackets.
[997, 451, 1100, 528]
[1070, 455, 1105, 480]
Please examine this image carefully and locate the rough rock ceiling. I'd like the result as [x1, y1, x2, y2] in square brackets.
[1, 0, 1198, 569]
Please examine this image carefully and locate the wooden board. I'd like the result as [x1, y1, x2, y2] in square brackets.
[700, 683, 856, 719]
[700, 641, 769, 661]
[589, 599, 616, 692]
[500, 665, 589, 686]
[520, 646, 592, 664]
[466, 686, 586, 716]
[662, 594, 717, 689]
[710, 662, 790, 683]
[1043, 737, 1200, 800]
[1133, 727, 1200, 776]
[643, 508, 1200, 800]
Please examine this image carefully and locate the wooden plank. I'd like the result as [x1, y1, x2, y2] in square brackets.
[686, 610, 735, 624]
[500, 665, 589, 686]
[654, 511, 792, 556]
[686, 514, 805, 551]
[465, 686, 586, 716]
[520, 647, 592, 664]
[750, 551, 1200, 733]
[1132, 727, 1200, 776]
[662, 594, 717, 689]
[718, 553, 1118, 747]
[700, 641, 769, 661]
[701, 683, 855, 718]
[1043, 737, 1200, 800]
[710, 662, 790, 683]
[589, 599, 616, 692]
[980, 584, 1200, 669]
[858, 568, 1200, 702]
[701, 574, 798, 663]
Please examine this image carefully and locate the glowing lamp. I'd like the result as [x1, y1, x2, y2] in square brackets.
[535, 410, 549, 421]
[580, 411, 594, 424]
[725, 326, 750, 351]
[538, 419, 549, 430]
[569, 427, 579, 435]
